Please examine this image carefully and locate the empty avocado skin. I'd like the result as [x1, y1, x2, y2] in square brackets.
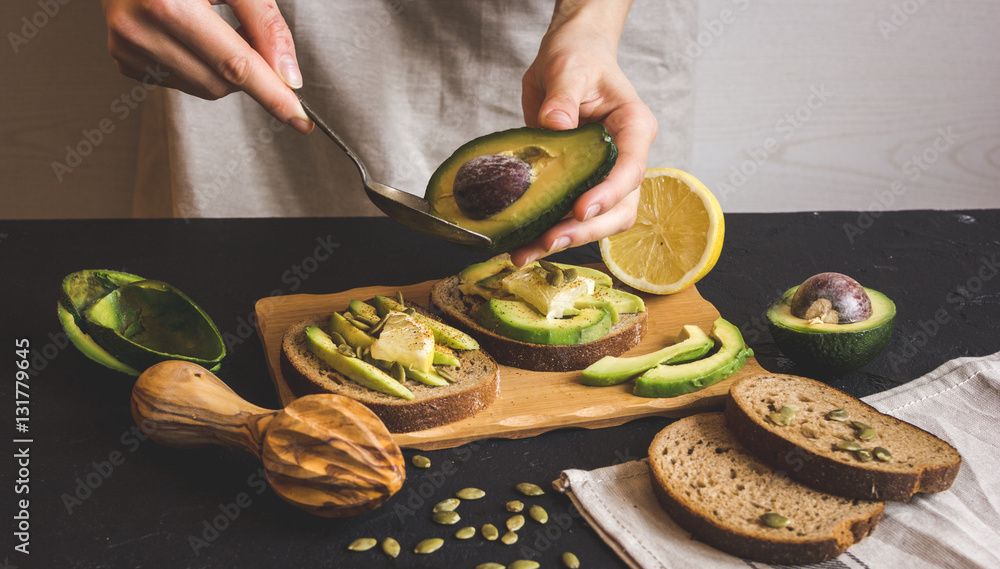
[426, 123, 617, 253]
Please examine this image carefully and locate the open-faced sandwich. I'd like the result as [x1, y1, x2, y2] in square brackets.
[280, 294, 500, 433]
[430, 254, 648, 371]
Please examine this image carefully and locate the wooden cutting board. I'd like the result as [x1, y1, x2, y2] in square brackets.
[255, 266, 765, 450]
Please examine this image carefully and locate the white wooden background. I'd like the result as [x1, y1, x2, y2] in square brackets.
[1, 0, 998, 219]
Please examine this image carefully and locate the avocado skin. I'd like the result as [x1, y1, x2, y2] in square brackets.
[474, 298, 613, 346]
[427, 123, 617, 253]
[767, 286, 896, 374]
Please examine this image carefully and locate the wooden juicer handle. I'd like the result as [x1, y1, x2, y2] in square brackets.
[131, 360, 406, 517]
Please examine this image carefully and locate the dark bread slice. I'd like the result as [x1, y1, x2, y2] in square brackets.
[649, 413, 885, 565]
[725, 373, 962, 501]
[280, 313, 500, 434]
[429, 272, 647, 372]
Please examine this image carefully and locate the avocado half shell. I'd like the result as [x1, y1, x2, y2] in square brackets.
[766, 285, 896, 374]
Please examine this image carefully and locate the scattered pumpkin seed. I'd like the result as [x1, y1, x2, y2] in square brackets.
[433, 511, 461, 525]
[768, 411, 790, 426]
[387, 313, 408, 326]
[778, 405, 798, 418]
[826, 408, 850, 421]
[390, 361, 406, 383]
[533, 266, 549, 280]
[836, 440, 863, 452]
[347, 537, 377, 551]
[381, 537, 400, 558]
[761, 512, 791, 528]
[414, 538, 444, 554]
[476, 564, 506, 569]
[482, 524, 499, 541]
[562, 551, 581, 568]
[515, 482, 545, 496]
[433, 498, 460, 512]
[510, 561, 540, 569]
[355, 345, 364, 359]
[412, 455, 431, 469]
[851, 420, 872, 431]
[506, 514, 525, 532]
[369, 314, 389, 337]
[501, 531, 518, 545]
[539, 259, 560, 274]
[855, 449, 874, 462]
[858, 427, 877, 441]
[337, 344, 356, 358]
[396, 290, 406, 306]
[546, 269, 565, 287]
[329, 331, 347, 346]
[564, 268, 578, 282]
[455, 526, 476, 540]
[349, 319, 371, 332]
[873, 446, 893, 462]
[506, 500, 524, 512]
[529, 504, 549, 524]
[456, 487, 486, 500]
[438, 368, 457, 382]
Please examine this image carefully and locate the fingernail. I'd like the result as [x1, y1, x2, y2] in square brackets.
[544, 109, 573, 129]
[583, 204, 601, 221]
[549, 236, 570, 253]
[289, 116, 313, 135]
[278, 54, 303, 89]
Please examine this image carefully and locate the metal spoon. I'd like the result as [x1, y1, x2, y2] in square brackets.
[297, 93, 491, 249]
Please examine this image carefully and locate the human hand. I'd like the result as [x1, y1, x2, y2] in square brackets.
[511, 0, 656, 266]
[101, 0, 313, 134]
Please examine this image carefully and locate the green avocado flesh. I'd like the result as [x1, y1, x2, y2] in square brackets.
[767, 285, 896, 373]
[581, 325, 714, 386]
[633, 318, 752, 398]
[58, 304, 140, 376]
[474, 298, 613, 346]
[427, 123, 617, 253]
[60, 269, 144, 324]
[84, 280, 226, 371]
[305, 326, 415, 399]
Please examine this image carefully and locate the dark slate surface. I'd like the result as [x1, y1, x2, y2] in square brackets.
[1, 210, 997, 568]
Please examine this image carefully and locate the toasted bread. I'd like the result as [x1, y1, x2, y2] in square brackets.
[725, 373, 962, 501]
[280, 311, 500, 434]
[649, 413, 885, 565]
[429, 270, 647, 372]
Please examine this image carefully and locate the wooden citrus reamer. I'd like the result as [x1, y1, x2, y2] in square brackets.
[130, 360, 405, 517]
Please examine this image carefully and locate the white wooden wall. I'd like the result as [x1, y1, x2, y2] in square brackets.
[2, 0, 998, 219]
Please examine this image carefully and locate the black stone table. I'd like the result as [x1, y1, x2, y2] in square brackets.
[2, 210, 998, 568]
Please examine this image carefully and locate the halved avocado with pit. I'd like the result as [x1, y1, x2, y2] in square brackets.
[426, 123, 617, 253]
[766, 285, 895, 373]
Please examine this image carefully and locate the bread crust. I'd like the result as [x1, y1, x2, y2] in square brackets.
[648, 413, 885, 565]
[429, 273, 647, 372]
[280, 313, 500, 434]
[724, 373, 962, 501]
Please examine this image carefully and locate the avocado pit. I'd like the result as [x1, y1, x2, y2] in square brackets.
[790, 272, 872, 324]
[453, 154, 532, 220]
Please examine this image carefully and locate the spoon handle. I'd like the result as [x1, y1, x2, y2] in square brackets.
[131, 361, 276, 458]
[296, 92, 372, 183]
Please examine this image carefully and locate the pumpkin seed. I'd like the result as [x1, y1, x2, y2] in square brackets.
[476, 564, 506, 569]
[349, 318, 371, 332]
[851, 420, 872, 431]
[562, 551, 581, 568]
[355, 345, 364, 359]
[506, 514, 525, 532]
[433, 511, 461, 525]
[414, 538, 444, 554]
[506, 500, 524, 512]
[369, 314, 389, 336]
[768, 411, 790, 426]
[533, 266, 549, 280]
[433, 497, 460, 512]
[482, 523, 499, 541]
[515, 482, 545, 496]
[538, 259, 560, 273]
[347, 537, 376, 551]
[761, 512, 791, 528]
[873, 446, 893, 462]
[501, 531, 518, 545]
[826, 408, 850, 421]
[546, 269, 565, 287]
[529, 504, 548, 524]
[396, 290, 406, 306]
[564, 268, 578, 282]
[455, 526, 476, 539]
[387, 313, 408, 326]
[381, 537, 400, 558]
[329, 331, 347, 346]
[858, 427, 877, 441]
[510, 561, 540, 569]
[778, 405, 798, 418]
[437, 368, 457, 382]
[337, 344, 356, 358]
[836, 439, 863, 452]
[410, 455, 431, 469]
[855, 449, 874, 462]
[390, 361, 406, 383]
[456, 487, 486, 500]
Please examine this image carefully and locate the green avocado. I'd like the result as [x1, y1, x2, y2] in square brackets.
[766, 285, 895, 373]
[575, 286, 645, 323]
[59, 269, 144, 325]
[427, 123, 617, 253]
[372, 295, 479, 350]
[58, 304, 141, 376]
[305, 326, 414, 399]
[581, 324, 714, 386]
[474, 298, 613, 346]
[633, 318, 752, 398]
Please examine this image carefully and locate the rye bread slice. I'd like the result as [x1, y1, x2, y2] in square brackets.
[428, 273, 647, 372]
[280, 313, 500, 434]
[649, 413, 885, 565]
[725, 373, 962, 501]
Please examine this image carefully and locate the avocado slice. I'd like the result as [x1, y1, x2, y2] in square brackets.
[57, 304, 141, 376]
[305, 326, 414, 399]
[427, 123, 617, 253]
[581, 325, 714, 386]
[83, 280, 226, 372]
[59, 269, 144, 326]
[575, 286, 645, 323]
[767, 285, 895, 373]
[473, 298, 613, 346]
[330, 311, 375, 348]
[348, 299, 380, 326]
[633, 318, 752, 398]
[372, 295, 479, 350]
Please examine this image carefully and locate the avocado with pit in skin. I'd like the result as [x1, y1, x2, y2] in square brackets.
[427, 123, 617, 253]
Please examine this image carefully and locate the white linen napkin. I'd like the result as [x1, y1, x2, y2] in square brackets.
[556, 352, 1000, 569]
